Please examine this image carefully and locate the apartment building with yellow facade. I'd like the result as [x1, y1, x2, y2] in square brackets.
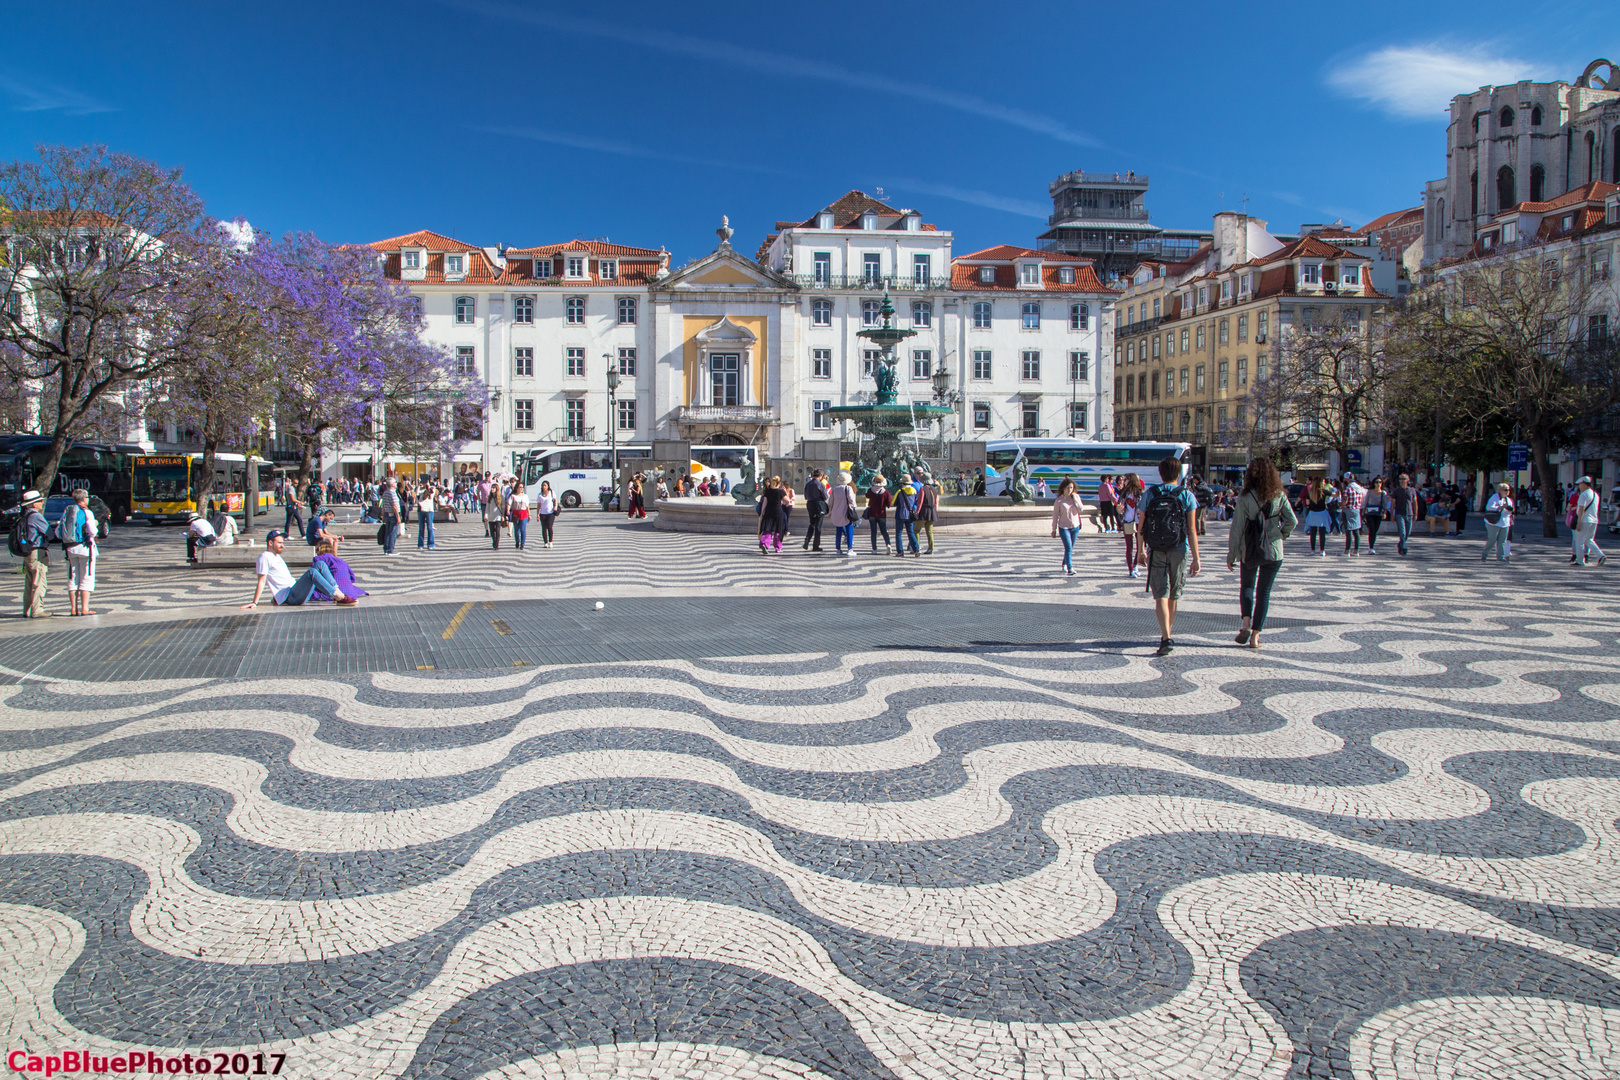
[1113, 212, 1384, 479]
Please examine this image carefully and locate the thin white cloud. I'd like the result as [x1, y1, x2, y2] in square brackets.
[884, 179, 1048, 220]
[475, 125, 788, 174]
[217, 218, 255, 251]
[0, 73, 115, 115]
[1326, 44, 1552, 120]
[443, 0, 1104, 149]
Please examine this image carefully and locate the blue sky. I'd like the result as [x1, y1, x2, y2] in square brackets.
[2, 0, 1615, 264]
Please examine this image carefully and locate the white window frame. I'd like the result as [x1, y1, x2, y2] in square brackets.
[1019, 262, 1041, 285]
[911, 300, 932, 327]
[911, 349, 932, 380]
[913, 254, 931, 284]
[862, 300, 881, 327]
[812, 399, 831, 430]
[863, 252, 882, 285]
[812, 348, 832, 379]
[401, 250, 420, 269]
[972, 401, 991, 430]
[813, 251, 831, 283]
[617, 398, 636, 431]
[1302, 263, 1321, 285]
[514, 399, 535, 431]
[1069, 350, 1089, 381]
[973, 301, 992, 329]
[1070, 402, 1087, 431]
[812, 299, 832, 327]
[456, 346, 476, 375]
[534, 258, 553, 278]
[1069, 303, 1087, 330]
[565, 297, 585, 325]
[514, 347, 534, 378]
[444, 254, 465, 276]
[566, 347, 586, 377]
[513, 294, 534, 324]
[972, 349, 992, 380]
[1341, 265, 1360, 285]
[1021, 350, 1041, 380]
[1021, 302, 1041, 330]
[454, 295, 476, 324]
[617, 296, 637, 325]
[978, 266, 995, 283]
[600, 259, 618, 280]
[617, 346, 637, 376]
[565, 256, 586, 279]
[565, 398, 587, 438]
[1058, 266, 1075, 284]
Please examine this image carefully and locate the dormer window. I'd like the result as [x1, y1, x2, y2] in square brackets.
[978, 266, 995, 284]
[1341, 265, 1360, 286]
[1502, 222, 1518, 243]
[1058, 267, 1075, 284]
[1197, 286, 1208, 305]
[1239, 273, 1251, 295]
[535, 258, 553, 278]
[817, 211, 834, 229]
[1220, 279, 1232, 300]
[565, 256, 586, 278]
[1561, 214, 1574, 231]
[402, 250, 420, 270]
[860, 211, 878, 230]
[904, 211, 921, 231]
[444, 254, 465, 276]
[1301, 263, 1321, 285]
[600, 259, 618, 280]
[1019, 262, 1041, 285]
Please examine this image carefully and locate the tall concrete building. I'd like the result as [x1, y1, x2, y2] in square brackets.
[1036, 169, 1211, 282]
[1424, 58, 1619, 265]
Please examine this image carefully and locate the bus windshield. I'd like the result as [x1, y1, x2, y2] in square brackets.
[133, 463, 189, 501]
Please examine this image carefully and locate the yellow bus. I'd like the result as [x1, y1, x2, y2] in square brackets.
[130, 453, 275, 524]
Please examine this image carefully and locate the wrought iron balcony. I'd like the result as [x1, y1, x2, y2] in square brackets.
[678, 404, 778, 424]
[1115, 316, 1162, 336]
[543, 426, 596, 443]
[790, 274, 952, 292]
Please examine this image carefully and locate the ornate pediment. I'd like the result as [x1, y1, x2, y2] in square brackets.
[654, 243, 795, 291]
[692, 315, 757, 345]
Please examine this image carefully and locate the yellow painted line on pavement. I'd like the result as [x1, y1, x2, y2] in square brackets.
[442, 602, 475, 640]
[491, 619, 513, 636]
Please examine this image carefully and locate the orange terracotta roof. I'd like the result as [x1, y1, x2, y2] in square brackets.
[368, 229, 485, 253]
[1360, 207, 1423, 233]
[949, 260, 1115, 294]
[504, 239, 665, 258]
[955, 244, 1089, 263]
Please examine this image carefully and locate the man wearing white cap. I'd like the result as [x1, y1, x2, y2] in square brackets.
[1572, 476, 1605, 566]
[16, 490, 52, 617]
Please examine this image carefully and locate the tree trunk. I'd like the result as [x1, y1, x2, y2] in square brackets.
[199, 440, 220, 518]
[1530, 432, 1559, 538]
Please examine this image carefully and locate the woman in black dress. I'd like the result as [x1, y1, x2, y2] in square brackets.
[757, 476, 788, 553]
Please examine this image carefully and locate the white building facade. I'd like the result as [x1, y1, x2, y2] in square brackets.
[343, 192, 1117, 480]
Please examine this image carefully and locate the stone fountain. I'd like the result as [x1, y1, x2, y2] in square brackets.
[826, 292, 954, 489]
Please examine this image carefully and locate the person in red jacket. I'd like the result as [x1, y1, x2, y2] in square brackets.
[863, 475, 892, 553]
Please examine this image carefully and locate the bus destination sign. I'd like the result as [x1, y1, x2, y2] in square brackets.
[138, 456, 188, 466]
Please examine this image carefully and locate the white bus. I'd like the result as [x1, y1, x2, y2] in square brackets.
[521, 443, 759, 507]
[983, 440, 1191, 498]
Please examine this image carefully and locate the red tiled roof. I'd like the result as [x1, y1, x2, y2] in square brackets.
[955, 244, 1089, 263]
[949, 258, 1115, 294]
[368, 229, 485, 253]
[1360, 207, 1423, 233]
[778, 190, 940, 232]
[504, 239, 664, 258]
[1503, 180, 1618, 215]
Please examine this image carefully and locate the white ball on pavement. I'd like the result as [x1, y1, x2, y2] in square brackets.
[594, 601, 605, 610]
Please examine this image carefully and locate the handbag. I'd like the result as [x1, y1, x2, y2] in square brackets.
[376, 523, 387, 545]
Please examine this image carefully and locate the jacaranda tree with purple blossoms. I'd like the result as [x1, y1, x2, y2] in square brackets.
[253, 232, 484, 484]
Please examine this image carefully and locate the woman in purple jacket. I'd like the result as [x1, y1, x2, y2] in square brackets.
[311, 540, 368, 603]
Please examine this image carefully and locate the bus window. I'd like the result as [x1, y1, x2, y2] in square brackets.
[694, 448, 751, 470]
[548, 450, 583, 471]
[985, 450, 1017, 469]
[582, 450, 614, 470]
[133, 462, 189, 501]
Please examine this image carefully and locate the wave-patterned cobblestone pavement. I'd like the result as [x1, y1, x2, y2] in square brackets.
[2, 519, 1619, 1078]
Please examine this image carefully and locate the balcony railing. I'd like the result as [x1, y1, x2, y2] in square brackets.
[678, 405, 778, 424]
[1047, 208, 1153, 226]
[543, 426, 596, 443]
[790, 274, 952, 292]
[1116, 316, 1162, 336]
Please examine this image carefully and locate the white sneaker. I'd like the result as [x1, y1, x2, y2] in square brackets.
[843, 550, 854, 557]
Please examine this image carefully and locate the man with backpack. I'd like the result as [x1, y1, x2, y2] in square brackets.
[1135, 456, 1200, 656]
[11, 490, 52, 618]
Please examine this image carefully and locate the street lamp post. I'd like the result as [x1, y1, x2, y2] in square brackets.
[605, 353, 620, 476]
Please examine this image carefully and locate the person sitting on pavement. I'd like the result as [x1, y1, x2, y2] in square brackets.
[306, 508, 343, 548]
[312, 540, 367, 603]
[186, 511, 218, 563]
[208, 507, 239, 546]
[241, 530, 355, 609]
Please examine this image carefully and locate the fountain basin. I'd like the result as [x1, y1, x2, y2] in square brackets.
[653, 496, 1064, 536]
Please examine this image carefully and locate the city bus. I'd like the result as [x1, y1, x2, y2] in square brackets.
[521, 443, 759, 508]
[983, 439, 1191, 498]
[0, 435, 138, 525]
[130, 453, 275, 524]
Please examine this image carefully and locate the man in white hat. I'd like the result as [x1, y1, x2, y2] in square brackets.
[185, 511, 218, 564]
[16, 490, 52, 618]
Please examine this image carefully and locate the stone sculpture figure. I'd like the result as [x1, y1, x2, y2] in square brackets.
[731, 454, 758, 505]
[1006, 456, 1034, 505]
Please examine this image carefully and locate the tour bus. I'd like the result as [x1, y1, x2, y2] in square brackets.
[521, 443, 759, 508]
[983, 439, 1192, 498]
[0, 435, 139, 525]
[130, 453, 276, 524]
